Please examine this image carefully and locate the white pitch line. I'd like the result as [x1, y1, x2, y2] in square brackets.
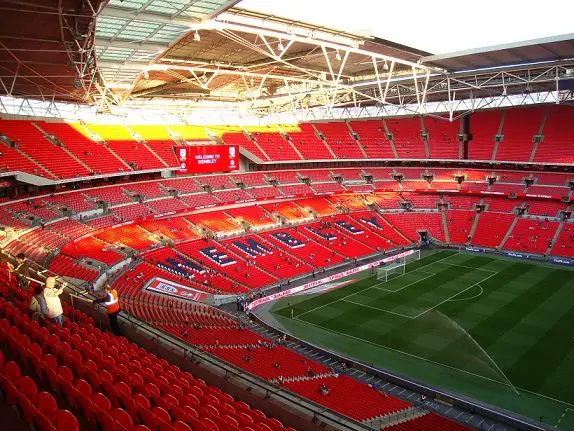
[292, 315, 574, 409]
[342, 299, 415, 319]
[447, 284, 484, 303]
[372, 272, 437, 293]
[412, 272, 499, 319]
[436, 262, 498, 274]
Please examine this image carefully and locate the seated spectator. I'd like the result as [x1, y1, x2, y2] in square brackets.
[319, 384, 330, 396]
[28, 284, 47, 321]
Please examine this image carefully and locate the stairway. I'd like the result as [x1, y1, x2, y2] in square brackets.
[441, 211, 451, 244]
[382, 119, 400, 159]
[529, 110, 549, 162]
[241, 127, 273, 161]
[467, 209, 481, 244]
[276, 127, 305, 160]
[419, 117, 430, 159]
[498, 216, 518, 249]
[345, 122, 368, 158]
[14, 147, 57, 179]
[547, 221, 564, 255]
[491, 110, 506, 161]
[377, 211, 412, 244]
[142, 141, 170, 168]
[310, 124, 338, 158]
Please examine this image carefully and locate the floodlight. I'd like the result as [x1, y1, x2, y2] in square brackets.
[383, 60, 389, 71]
[335, 50, 342, 61]
[193, 31, 201, 42]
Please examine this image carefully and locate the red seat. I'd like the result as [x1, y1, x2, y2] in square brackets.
[93, 391, 113, 413]
[55, 410, 79, 431]
[173, 421, 193, 431]
[112, 407, 134, 431]
[37, 391, 58, 417]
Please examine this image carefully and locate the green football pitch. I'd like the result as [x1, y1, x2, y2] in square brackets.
[270, 250, 574, 430]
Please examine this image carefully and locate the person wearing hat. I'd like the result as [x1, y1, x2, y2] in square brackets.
[43, 276, 67, 327]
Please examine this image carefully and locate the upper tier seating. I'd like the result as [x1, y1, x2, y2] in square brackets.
[253, 132, 301, 161]
[0, 119, 90, 179]
[287, 124, 333, 160]
[425, 116, 460, 159]
[468, 110, 501, 161]
[39, 122, 126, 174]
[495, 108, 544, 162]
[349, 120, 395, 159]
[533, 106, 574, 164]
[386, 117, 426, 159]
[221, 131, 270, 161]
[314, 122, 364, 159]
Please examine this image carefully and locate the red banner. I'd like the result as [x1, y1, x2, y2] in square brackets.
[175, 145, 239, 174]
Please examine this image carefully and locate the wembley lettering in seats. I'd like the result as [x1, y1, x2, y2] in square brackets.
[270, 231, 305, 248]
[305, 226, 336, 241]
[232, 238, 272, 258]
[200, 246, 236, 266]
[335, 220, 364, 235]
[175, 145, 239, 174]
[360, 216, 383, 230]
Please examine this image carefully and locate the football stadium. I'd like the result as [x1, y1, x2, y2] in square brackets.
[0, 1, 573, 431]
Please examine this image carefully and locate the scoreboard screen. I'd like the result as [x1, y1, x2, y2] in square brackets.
[175, 145, 239, 174]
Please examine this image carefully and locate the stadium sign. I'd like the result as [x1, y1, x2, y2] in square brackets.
[145, 277, 209, 302]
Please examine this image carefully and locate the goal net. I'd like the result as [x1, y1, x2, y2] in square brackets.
[376, 249, 421, 282]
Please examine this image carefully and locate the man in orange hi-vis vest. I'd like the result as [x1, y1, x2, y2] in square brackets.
[93, 284, 121, 336]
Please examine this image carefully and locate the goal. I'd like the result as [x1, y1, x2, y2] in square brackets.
[376, 249, 421, 282]
[376, 262, 405, 282]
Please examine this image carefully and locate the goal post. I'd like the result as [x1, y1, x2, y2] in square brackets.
[376, 261, 405, 282]
[375, 249, 421, 282]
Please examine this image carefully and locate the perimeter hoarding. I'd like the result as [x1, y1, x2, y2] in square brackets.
[175, 145, 239, 174]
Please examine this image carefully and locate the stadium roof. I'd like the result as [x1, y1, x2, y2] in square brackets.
[421, 34, 574, 71]
[0, 0, 102, 103]
[1, 1, 574, 120]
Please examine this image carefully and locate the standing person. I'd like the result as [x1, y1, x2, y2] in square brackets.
[43, 277, 66, 327]
[8, 253, 31, 291]
[93, 284, 121, 336]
